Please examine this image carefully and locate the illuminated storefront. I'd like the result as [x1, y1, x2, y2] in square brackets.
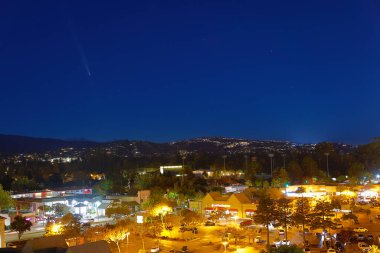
[190, 192, 256, 219]
[285, 185, 337, 198]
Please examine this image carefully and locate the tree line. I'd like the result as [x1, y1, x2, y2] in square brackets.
[1, 140, 380, 194]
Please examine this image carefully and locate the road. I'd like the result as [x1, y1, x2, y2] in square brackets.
[5, 217, 114, 243]
[5, 209, 380, 253]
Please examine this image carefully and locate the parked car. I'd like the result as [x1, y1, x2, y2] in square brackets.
[254, 236, 264, 243]
[6, 242, 17, 248]
[358, 242, 370, 252]
[366, 234, 374, 242]
[275, 239, 290, 246]
[81, 222, 91, 228]
[151, 246, 160, 253]
[35, 216, 46, 222]
[80, 218, 94, 223]
[239, 219, 253, 227]
[335, 241, 345, 252]
[205, 221, 215, 226]
[358, 234, 365, 241]
[279, 229, 285, 235]
[325, 234, 333, 241]
[73, 214, 83, 220]
[354, 227, 368, 233]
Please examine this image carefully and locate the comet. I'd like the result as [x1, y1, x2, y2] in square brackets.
[65, 12, 92, 77]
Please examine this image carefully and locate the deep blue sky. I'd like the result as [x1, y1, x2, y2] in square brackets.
[1, 1, 380, 144]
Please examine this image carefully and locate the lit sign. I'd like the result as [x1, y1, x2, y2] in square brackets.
[137, 215, 144, 224]
[159, 166, 183, 174]
[211, 204, 230, 208]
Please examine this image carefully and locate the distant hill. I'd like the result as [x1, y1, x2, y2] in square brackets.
[0, 134, 98, 155]
[0, 134, 354, 156]
[107, 137, 309, 157]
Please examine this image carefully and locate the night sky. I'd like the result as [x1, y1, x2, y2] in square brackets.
[1, 1, 380, 144]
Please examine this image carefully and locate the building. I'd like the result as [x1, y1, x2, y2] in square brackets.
[224, 185, 248, 193]
[66, 241, 111, 253]
[21, 235, 68, 253]
[8, 235, 112, 253]
[106, 190, 150, 205]
[285, 185, 338, 198]
[189, 192, 256, 219]
[0, 216, 5, 248]
[11, 187, 102, 222]
[192, 169, 213, 178]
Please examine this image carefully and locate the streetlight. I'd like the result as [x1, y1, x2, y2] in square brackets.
[152, 205, 172, 225]
[268, 154, 274, 177]
[125, 231, 130, 253]
[324, 153, 330, 178]
[222, 241, 228, 252]
[126, 231, 130, 244]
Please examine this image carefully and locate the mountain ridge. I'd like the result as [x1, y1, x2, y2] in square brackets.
[0, 134, 355, 157]
[0, 134, 98, 155]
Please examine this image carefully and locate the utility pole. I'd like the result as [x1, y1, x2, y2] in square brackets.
[181, 156, 186, 186]
[222, 155, 227, 171]
[324, 153, 330, 178]
[244, 155, 248, 171]
[268, 153, 274, 177]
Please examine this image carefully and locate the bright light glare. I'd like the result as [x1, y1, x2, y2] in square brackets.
[340, 190, 356, 197]
[51, 224, 62, 234]
[152, 205, 172, 217]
